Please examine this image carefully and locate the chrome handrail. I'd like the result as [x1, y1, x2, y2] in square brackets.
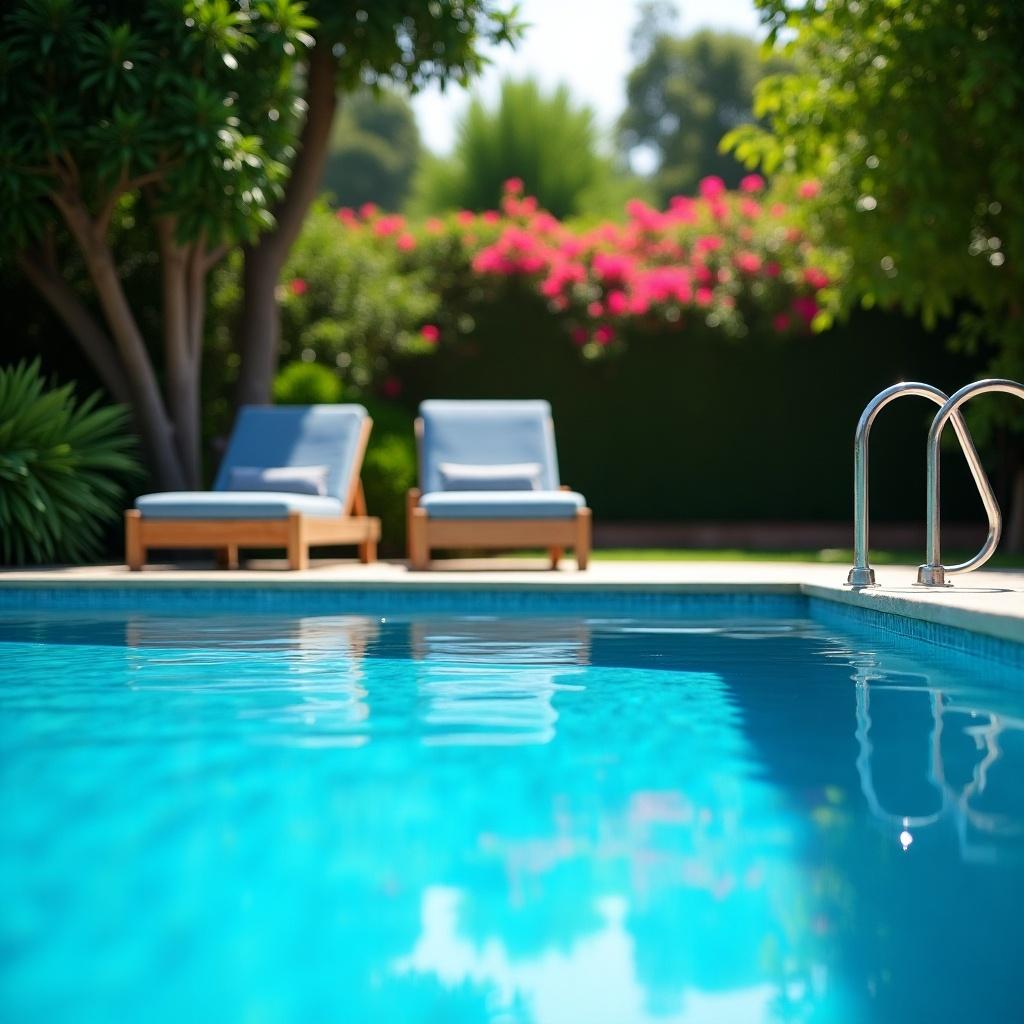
[846, 382, 1000, 588]
[917, 378, 1024, 587]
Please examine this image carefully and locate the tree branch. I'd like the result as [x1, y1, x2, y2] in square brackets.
[95, 168, 167, 237]
[16, 249, 134, 407]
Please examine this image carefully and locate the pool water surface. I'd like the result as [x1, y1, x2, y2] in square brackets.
[1, 603, 1022, 1023]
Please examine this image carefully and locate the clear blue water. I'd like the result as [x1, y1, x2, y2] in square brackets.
[1, 602, 1023, 1023]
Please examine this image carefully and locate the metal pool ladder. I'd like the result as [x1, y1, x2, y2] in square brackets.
[846, 378, 1024, 589]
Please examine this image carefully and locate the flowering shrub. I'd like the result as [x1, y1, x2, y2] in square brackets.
[324, 175, 839, 360]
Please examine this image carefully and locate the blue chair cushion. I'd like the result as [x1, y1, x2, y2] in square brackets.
[136, 492, 344, 520]
[419, 491, 585, 520]
[419, 400, 561, 493]
[213, 405, 367, 503]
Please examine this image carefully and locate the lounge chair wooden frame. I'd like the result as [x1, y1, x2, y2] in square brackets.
[125, 416, 381, 571]
[405, 417, 591, 571]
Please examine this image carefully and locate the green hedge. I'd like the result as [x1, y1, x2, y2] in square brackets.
[397, 295, 989, 527]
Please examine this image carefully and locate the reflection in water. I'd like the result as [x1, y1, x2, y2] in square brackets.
[394, 887, 785, 1024]
[1, 609, 1023, 1022]
[846, 648, 1024, 862]
[412, 618, 588, 746]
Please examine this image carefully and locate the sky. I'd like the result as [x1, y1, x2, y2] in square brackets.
[411, 0, 764, 155]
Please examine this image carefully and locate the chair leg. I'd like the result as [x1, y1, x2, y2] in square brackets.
[286, 512, 309, 570]
[575, 508, 591, 571]
[549, 546, 564, 569]
[408, 508, 430, 570]
[216, 545, 239, 570]
[358, 537, 377, 564]
[125, 510, 144, 571]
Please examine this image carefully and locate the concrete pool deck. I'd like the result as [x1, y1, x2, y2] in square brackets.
[2, 558, 1023, 646]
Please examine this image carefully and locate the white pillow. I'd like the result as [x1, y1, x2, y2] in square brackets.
[227, 465, 330, 496]
[439, 462, 542, 491]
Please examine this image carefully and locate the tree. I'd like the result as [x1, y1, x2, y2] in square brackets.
[320, 88, 420, 212]
[1, 0, 312, 489]
[724, 0, 1024, 544]
[233, 1, 523, 408]
[619, 28, 788, 202]
[410, 77, 631, 219]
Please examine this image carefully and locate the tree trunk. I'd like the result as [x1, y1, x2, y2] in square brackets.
[157, 219, 203, 489]
[234, 43, 339, 407]
[17, 251, 134, 406]
[55, 195, 187, 490]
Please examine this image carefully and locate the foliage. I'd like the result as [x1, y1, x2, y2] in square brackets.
[620, 28, 789, 202]
[320, 88, 421, 211]
[360, 399, 417, 551]
[410, 78, 637, 219]
[0, 360, 139, 565]
[723, 0, 1024, 428]
[0, 0, 311, 250]
[278, 202, 439, 388]
[272, 361, 344, 405]
[309, 1, 522, 92]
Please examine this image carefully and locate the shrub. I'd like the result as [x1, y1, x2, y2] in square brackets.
[279, 202, 439, 390]
[0, 361, 139, 565]
[273, 361, 344, 405]
[354, 175, 840, 358]
[361, 399, 417, 552]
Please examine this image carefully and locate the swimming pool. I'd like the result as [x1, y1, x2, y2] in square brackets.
[1, 591, 1022, 1023]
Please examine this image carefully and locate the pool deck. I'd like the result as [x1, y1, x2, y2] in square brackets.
[2, 558, 1024, 646]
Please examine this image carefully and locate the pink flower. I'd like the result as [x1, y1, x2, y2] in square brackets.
[288, 278, 308, 296]
[798, 179, 822, 199]
[695, 235, 724, 254]
[456, 210, 476, 226]
[764, 261, 781, 278]
[668, 195, 698, 223]
[336, 207, 358, 226]
[594, 325, 615, 345]
[425, 217, 445, 234]
[359, 202, 379, 220]
[587, 301, 604, 318]
[698, 176, 727, 200]
[625, 198, 666, 232]
[592, 251, 635, 283]
[792, 296, 820, 323]
[482, 210, 501, 225]
[695, 286, 714, 307]
[420, 324, 440, 344]
[804, 267, 829, 289]
[773, 313, 791, 332]
[770, 202, 788, 218]
[373, 214, 405, 237]
[504, 177, 524, 196]
[739, 199, 761, 219]
[570, 326, 589, 346]
[740, 174, 765, 194]
[735, 251, 761, 274]
[396, 232, 417, 252]
[381, 376, 402, 399]
[606, 290, 629, 316]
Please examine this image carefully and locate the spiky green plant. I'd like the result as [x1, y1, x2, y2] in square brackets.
[0, 361, 140, 565]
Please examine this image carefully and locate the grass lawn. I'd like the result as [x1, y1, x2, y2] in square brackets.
[584, 548, 1024, 568]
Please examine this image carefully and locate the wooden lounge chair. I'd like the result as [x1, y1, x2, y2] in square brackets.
[406, 399, 591, 570]
[125, 405, 380, 570]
